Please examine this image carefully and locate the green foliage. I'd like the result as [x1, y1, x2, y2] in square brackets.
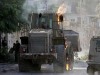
[0, 47, 10, 62]
[0, 47, 8, 56]
[0, 0, 25, 33]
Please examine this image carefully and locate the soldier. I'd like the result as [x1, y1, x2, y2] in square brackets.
[15, 40, 20, 63]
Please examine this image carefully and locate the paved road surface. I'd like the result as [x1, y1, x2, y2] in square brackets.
[0, 60, 99, 75]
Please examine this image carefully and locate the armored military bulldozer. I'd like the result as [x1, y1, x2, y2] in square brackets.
[18, 13, 81, 72]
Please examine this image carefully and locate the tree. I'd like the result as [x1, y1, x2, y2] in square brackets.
[0, 0, 25, 33]
[0, 0, 25, 49]
[0, 0, 25, 62]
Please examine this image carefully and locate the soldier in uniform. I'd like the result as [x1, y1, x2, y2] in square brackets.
[15, 40, 20, 63]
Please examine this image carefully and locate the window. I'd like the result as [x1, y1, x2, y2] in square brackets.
[41, 18, 45, 22]
[71, 19, 75, 22]
[96, 40, 100, 52]
[49, 19, 52, 28]
[96, 40, 100, 48]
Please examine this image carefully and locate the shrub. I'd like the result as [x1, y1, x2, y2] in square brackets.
[0, 47, 10, 63]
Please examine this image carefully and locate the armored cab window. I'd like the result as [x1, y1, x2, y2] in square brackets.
[41, 17, 46, 29]
[49, 19, 52, 28]
[37, 13, 53, 29]
[41, 18, 45, 22]
[40, 17, 50, 29]
[96, 40, 100, 52]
